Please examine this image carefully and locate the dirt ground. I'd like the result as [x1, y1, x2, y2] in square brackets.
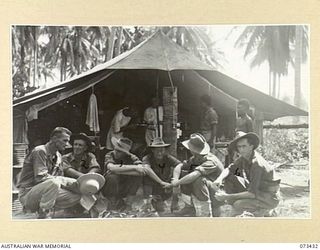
[274, 164, 310, 218]
[12, 163, 310, 219]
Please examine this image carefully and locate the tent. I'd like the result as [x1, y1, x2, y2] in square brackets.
[13, 30, 308, 148]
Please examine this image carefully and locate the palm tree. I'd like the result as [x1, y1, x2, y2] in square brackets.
[235, 26, 292, 98]
[294, 25, 308, 108]
[165, 26, 226, 69]
[235, 25, 308, 102]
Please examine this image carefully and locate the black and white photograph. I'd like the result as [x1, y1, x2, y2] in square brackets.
[12, 25, 309, 220]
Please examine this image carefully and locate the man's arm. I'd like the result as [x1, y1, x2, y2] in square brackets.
[33, 149, 52, 183]
[87, 153, 101, 174]
[143, 164, 168, 185]
[246, 117, 254, 133]
[64, 167, 84, 179]
[215, 190, 255, 203]
[172, 163, 183, 181]
[172, 170, 202, 186]
[107, 163, 140, 173]
[214, 167, 230, 185]
[210, 124, 217, 147]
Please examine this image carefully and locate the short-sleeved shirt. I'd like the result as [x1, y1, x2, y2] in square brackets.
[17, 143, 63, 189]
[142, 154, 181, 181]
[104, 151, 142, 174]
[236, 114, 253, 133]
[200, 107, 218, 131]
[182, 152, 223, 181]
[62, 152, 100, 174]
[106, 108, 132, 150]
[229, 151, 280, 195]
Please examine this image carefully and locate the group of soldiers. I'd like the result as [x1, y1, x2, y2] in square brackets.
[16, 96, 281, 219]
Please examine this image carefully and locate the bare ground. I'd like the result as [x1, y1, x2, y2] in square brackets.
[12, 163, 310, 219]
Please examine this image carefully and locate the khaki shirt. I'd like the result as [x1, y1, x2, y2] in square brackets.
[17, 143, 63, 189]
[62, 152, 100, 174]
[229, 151, 280, 194]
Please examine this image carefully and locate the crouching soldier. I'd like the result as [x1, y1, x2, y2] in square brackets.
[212, 132, 281, 217]
[17, 127, 102, 219]
[102, 137, 170, 211]
[62, 133, 107, 217]
[169, 133, 224, 217]
[142, 138, 183, 214]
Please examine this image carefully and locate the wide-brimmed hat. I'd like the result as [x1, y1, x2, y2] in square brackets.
[148, 137, 171, 148]
[111, 137, 132, 154]
[228, 131, 260, 152]
[77, 173, 105, 195]
[71, 133, 93, 150]
[182, 133, 210, 155]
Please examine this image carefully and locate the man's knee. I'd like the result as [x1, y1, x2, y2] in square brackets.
[105, 173, 119, 183]
[232, 199, 245, 210]
[40, 178, 61, 192]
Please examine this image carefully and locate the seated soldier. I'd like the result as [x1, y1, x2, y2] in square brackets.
[142, 138, 183, 213]
[169, 133, 224, 217]
[17, 127, 96, 219]
[63, 133, 100, 178]
[211, 132, 281, 217]
[102, 137, 169, 211]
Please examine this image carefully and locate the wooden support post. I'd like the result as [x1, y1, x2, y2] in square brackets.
[253, 110, 264, 145]
[163, 87, 178, 157]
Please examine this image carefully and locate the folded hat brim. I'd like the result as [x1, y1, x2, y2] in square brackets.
[182, 140, 210, 155]
[148, 144, 171, 148]
[228, 132, 260, 152]
[77, 173, 105, 192]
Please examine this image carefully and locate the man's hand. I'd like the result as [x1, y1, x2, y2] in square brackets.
[170, 179, 180, 187]
[161, 182, 172, 189]
[135, 165, 148, 176]
[203, 179, 220, 192]
[61, 181, 80, 194]
[214, 191, 229, 202]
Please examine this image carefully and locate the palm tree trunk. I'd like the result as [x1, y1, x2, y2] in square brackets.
[75, 27, 82, 75]
[268, 69, 271, 95]
[272, 72, 277, 97]
[277, 74, 281, 99]
[33, 26, 38, 88]
[114, 27, 123, 57]
[106, 27, 117, 61]
[294, 25, 302, 108]
[60, 57, 64, 82]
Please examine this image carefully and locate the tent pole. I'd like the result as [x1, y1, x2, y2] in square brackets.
[167, 71, 174, 91]
[156, 71, 161, 137]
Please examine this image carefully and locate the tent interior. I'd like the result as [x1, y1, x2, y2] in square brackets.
[22, 69, 237, 151]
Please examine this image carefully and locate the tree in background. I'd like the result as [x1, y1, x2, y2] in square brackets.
[235, 25, 308, 107]
[12, 25, 223, 99]
[164, 26, 226, 69]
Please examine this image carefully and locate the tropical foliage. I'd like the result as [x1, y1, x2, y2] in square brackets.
[235, 25, 308, 105]
[257, 128, 309, 164]
[12, 25, 224, 99]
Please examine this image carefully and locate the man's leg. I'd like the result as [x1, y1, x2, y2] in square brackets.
[232, 197, 280, 217]
[224, 174, 248, 197]
[174, 170, 195, 216]
[23, 178, 61, 212]
[101, 173, 120, 209]
[119, 175, 142, 210]
[54, 189, 81, 209]
[190, 177, 213, 217]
